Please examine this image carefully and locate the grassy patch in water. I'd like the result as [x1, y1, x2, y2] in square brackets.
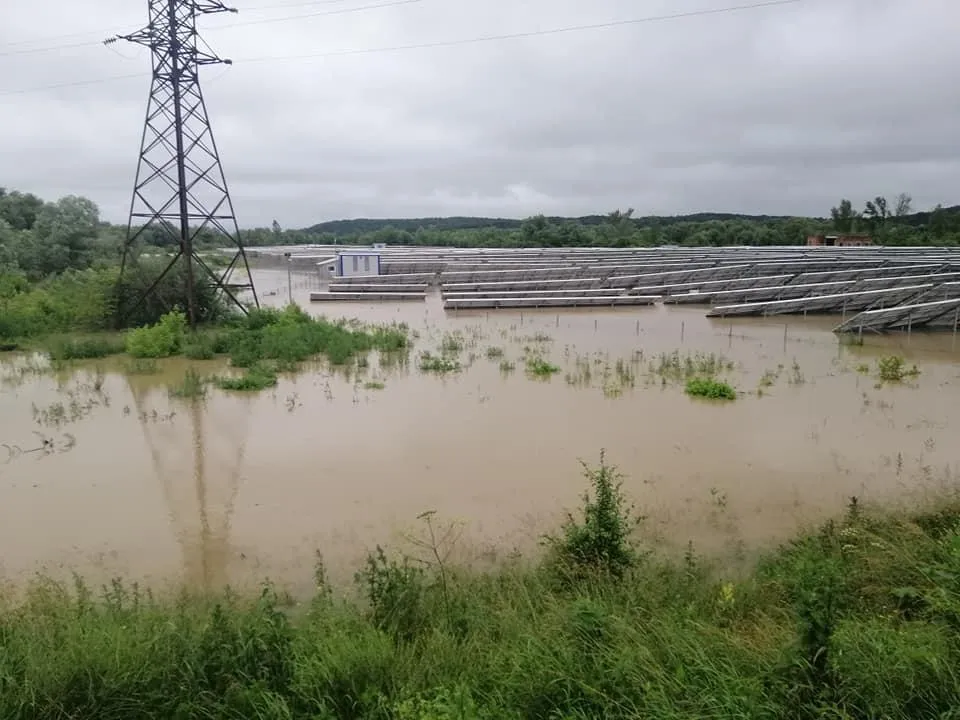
[525, 356, 561, 379]
[685, 377, 737, 400]
[419, 352, 460, 374]
[46, 334, 126, 361]
[225, 306, 408, 369]
[215, 363, 279, 392]
[3, 460, 960, 719]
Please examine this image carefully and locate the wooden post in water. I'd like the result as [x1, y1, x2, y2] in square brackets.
[907, 313, 913, 339]
[594, 318, 598, 332]
[783, 323, 788, 352]
[681, 321, 685, 343]
[556, 314, 559, 327]
[635, 319, 640, 336]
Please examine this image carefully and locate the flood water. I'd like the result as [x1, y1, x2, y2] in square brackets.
[2, 267, 959, 594]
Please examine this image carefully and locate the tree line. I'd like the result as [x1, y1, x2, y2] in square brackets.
[285, 197, 960, 249]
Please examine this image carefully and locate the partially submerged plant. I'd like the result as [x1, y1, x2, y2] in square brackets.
[877, 355, 920, 383]
[685, 377, 736, 401]
[544, 451, 643, 583]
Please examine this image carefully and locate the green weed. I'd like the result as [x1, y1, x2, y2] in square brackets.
[364, 380, 386, 390]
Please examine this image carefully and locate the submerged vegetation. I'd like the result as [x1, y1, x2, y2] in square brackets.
[685, 376, 738, 400]
[877, 354, 921, 383]
[2, 455, 960, 718]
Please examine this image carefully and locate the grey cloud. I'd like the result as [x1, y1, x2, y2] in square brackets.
[1, 0, 958, 227]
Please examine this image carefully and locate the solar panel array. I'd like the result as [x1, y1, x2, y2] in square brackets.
[243, 244, 960, 332]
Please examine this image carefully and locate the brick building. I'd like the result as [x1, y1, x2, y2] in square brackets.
[806, 233, 873, 247]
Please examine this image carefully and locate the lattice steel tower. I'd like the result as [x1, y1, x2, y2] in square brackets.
[109, 0, 258, 325]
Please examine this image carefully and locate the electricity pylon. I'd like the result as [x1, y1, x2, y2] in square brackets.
[108, 0, 258, 326]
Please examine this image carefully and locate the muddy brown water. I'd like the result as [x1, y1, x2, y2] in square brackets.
[2, 267, 959, 595]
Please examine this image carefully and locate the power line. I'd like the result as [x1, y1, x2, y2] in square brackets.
[241, 0, 802, 63]
[0, 72, 147, 96]
[217, 0, 422, 29]
[0, 0, 364, 49]
[0, 0, 801, 96]
[0, 0, 422, 57]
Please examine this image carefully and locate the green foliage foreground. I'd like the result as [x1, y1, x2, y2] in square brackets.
[2, 455, 960, 719]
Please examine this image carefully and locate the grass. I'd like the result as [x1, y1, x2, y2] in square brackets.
[29, 305, 411, 391]
[364, 380, 386, 390]
[124, 358, 159, 375]
[2, 457, 960, 719]
[524, 356, 560, 379]
[685, 376, 737, 400]
[45, 334, 126, 361]
[419, 352, 461, 374]
[215, 363, 279, 392]
[652, 350, 734, 382]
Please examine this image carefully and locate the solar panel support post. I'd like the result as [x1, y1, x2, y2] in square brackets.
[953, 306, 959, 350]
[109, 0, 259, 326]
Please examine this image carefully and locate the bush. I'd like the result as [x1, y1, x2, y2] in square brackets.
[126, 310, 187, 358]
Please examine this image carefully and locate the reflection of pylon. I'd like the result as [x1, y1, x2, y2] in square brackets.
[127, 380, 251, 590]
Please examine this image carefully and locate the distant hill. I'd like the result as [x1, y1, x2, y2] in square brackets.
[303, 212, 803, 235]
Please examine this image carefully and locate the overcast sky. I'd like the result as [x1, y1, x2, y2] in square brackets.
[1, 0, 957, 228]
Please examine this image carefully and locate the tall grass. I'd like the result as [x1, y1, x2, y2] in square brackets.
[2, 461, 960, 719]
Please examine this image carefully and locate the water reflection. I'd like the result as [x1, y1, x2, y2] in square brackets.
[127, 379, 252, 591]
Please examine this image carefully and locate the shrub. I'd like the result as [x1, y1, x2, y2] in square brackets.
[183, 333, 217, 360]
[545, 451, 642, 583]
[355, 546, 427, 643]
[877, 355, 920, 383]
[685, 377, 736, 400]
[126, 310, 187, 358]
